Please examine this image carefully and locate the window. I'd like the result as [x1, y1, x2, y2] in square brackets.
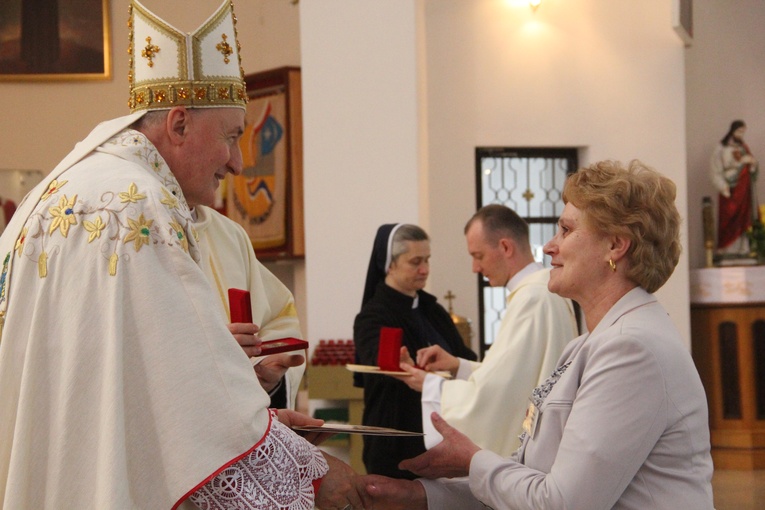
[475, 147, 578, 356]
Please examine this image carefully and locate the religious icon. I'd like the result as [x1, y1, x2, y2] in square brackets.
[709, 120, 760, 262]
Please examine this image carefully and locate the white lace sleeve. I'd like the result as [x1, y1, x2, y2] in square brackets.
[188, 411, 329, 509]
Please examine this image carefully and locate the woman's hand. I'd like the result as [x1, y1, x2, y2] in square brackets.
[399, 412, 480, 479]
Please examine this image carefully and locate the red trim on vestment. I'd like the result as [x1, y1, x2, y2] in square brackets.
[171, 410, 274, 509]
[312, 476, 324, 497]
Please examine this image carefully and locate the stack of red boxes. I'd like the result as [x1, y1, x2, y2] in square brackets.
[310, 339, 355, 366]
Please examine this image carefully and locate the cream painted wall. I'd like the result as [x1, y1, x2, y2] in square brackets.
[300, 0, 422, 343]
[423, 0, 691, 346]
[298, 0, 693, 349]
[685, 0, 765, 269]
[0, 0, 300, 174]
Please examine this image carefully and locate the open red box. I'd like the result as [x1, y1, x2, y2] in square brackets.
[228, 288, 308, 355]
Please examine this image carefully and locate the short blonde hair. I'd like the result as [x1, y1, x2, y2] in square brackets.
[563, 160, 681, 293]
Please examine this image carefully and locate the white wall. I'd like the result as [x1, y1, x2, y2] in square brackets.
[426, 0, 691, 346]
[300, 0, 423, 343]
[300, 0, 693, 348]
[685, 0, 765, 269]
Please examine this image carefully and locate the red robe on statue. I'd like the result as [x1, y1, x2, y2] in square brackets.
[718, 143, 755, 249]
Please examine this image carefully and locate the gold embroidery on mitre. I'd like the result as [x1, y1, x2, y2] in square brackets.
[141, 36, 160, 67]
[128, 0, 248, 112]
[216, 33, 233, 64]
[154, 89, 167, 103]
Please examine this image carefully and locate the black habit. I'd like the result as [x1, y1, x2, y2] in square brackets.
[353, 281, 477, 479]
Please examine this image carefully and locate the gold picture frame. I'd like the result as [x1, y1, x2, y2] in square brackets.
[0, 0, 111, 81]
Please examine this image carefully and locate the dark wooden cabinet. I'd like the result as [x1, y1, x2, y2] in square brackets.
[692, 302, 765, 469]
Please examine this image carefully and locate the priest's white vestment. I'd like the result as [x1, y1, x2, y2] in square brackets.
[194, 205, 306, 408]
[423, 266, 578, 456]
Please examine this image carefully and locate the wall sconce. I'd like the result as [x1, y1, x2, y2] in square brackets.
[530, 0, 542, 12]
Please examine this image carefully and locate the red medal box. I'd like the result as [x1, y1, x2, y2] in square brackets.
[228, 288, 308, 355]
[260, 337, 309, 355]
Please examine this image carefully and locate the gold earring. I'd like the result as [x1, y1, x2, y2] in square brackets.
[609, 258, 617, 272]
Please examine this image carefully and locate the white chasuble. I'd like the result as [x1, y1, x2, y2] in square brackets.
[0, 125, 325, 509]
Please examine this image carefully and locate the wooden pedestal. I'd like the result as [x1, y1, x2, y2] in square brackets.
[691, 303, 765, 469]
[307, 365, 365, 474]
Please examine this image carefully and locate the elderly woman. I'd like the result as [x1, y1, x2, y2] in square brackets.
[354, 223, 477, 480]
[360, 161, 714, 509]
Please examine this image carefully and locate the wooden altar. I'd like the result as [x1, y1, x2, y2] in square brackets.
[690, 267, 765, 469]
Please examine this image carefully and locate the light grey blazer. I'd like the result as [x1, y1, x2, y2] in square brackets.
[422, 287, 714, 510]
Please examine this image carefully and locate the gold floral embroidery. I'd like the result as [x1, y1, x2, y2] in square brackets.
[48, 194, 78, 238]
[149, 153, 163, 172]
[160, 187, 179, 209]
[124, 214, 154, 252]
[41, 179, 68, 201]
[119, 183, 147, 203]
[38, 251, 48, 278]
[83, 216, 106, 243]
[18, 132, 197, 279]
[14, 228, 27, 258]
[109, 253, 119, 276]
[169, 220, 189, 253]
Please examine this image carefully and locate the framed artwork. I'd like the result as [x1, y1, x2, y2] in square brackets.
[226, 66, 305, 260]
[672, 0, 693, 47]
[0, 0, 111, 81]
